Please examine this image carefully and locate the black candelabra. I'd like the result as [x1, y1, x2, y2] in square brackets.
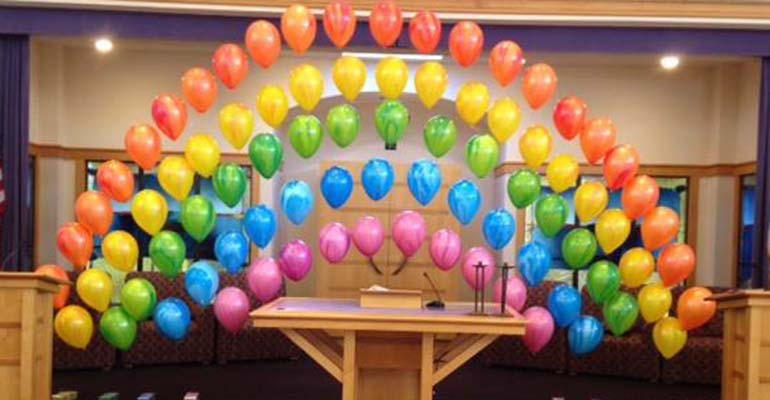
[472, 261, 487, 315]
[497, 262, 515, 315]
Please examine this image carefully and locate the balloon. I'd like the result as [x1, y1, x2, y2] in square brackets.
[619, 247, 655, 288]
[375, 100, 409, 149]
[677, 287, 716, 331]
[321, 166, 354, 209]
[326, 104, 360, 148]
[244, 204, 277, 249]
[415, 62, 448, 109]
[423, 115, 457, 158]
[151, 93, 187, 141]
[493, 275, 527, 312]
[332, 56, 367, 102]
[149, 231, 186, 279]
[121, 278, 157, 321]
[245, 20, 281, 69]
[255, 85, 288, 129]
[319, 222, 352, 263]
[102, 230, 138, 272]
[603, 291, 639, 336]
[288, 114, 324, 158]
[553, 96, 588, 140]
[97, 160, 135, 203]
[100, 307, 137, 351]
[76, 268, 113, 312]
[75, 191, 113, 236]
[279, 239, 313, 281]
[429, 229, 462, 271]
[574, 181, 608, 224]
[369, 0, 402, 48]
[157, 156, 194, 202]
[449, 21, 484, 67]
[35, 264, 70, 309]
[488, 98, 521, 143]
[641, 207, 680, 251]
[247, 257, 283, 303]
[181, 67, 217, 113]
[522, 63, 557, 110]
[323, 1, 356, 48]
[376, 57, 408, 100]
[392, 211, 427, 258]
[409, 10, 441, 53]
[215, 231, 249, 274]
[361, 158, 395, 201]
[519, 125, 553, 169]
[213, 164, 247, 208]
[580, 118, 617, 165]
[448, 179, 482, 226]
[546, 154, 579, 193]
[185, 260, 219, 307]
[219, 103, 254, 149]
[281, 180, 314, 226]
[568, 316, 603, 356]
[534, 194, 569, 238]
[461, 247, 495, 290]
[125, 124, 161, 171]
[506, 169, 541, 209]
[653, 317, 688, 359]
[638, 283, 672, 323]
[456, 82, 489, 126]
[353, 216, 385, 258]
[289, 64, 324, 112]
[548, 285, 582, 328]
[586, 260, 621, 304]
[658, 243, 696, 287]
[595, 209, 632, 255]
[562, 228, 598, 270]
[604, 145, 640, 191]
[408, 160, 442, 206]
[518, 241, 552, 287]
[214, 287, 250, 333]
[154, 298, 191, 341]
[466, 134, 499, 179]
[131, 189, 168, 236]
[181, 195, 216, 242]
[489, 40, 524, 87]
[522, 306, 555, 354]
[281, 4, 316, 54]
[482, 208, 516, 251]
[249, 133, 284, 180]
[212, 44, 248, 90]
[54, 305, 93, 349]
[622, 175, 660, 220]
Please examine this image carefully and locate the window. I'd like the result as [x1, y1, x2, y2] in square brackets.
[737, 174, 755, 287]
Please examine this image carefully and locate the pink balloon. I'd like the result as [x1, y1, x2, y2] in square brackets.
[319, 222, 351, 263]
[521, 306, 555, 354]
[392, 211, 427, 258]
[246, 257, 283, 303]
[429, 229, 462, 271]
[352, 216, 385, 258]
[214, 287, 250, 334]
[493, 275, 527, 312]
[461, 246, 495, 290]
[279, 239, 313, 282]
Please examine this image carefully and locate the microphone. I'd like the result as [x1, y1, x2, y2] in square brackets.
[423, 272, 445, 309]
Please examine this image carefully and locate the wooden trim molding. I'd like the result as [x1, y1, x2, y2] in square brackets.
[494, 160, 757, 179]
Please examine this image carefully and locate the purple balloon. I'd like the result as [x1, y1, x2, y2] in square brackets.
[214, 287, 250, 334]
[493, 275, 528, 312]
[319, 222, 351, 263]
[246, 257, 283, 303]
[352, 216, 385, 258]
[392, 210, 427, 258]
[461, 246, 495, 290]
[279, 239, 313, 282]
[430, 229, 462, 271]
[522, 306, 556, 354]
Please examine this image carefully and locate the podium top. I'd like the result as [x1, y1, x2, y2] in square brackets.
[708, 289, 770, 309]
[0, 272, 68, 293]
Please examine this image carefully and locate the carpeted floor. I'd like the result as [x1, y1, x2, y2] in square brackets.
[53, 357, 720, 400]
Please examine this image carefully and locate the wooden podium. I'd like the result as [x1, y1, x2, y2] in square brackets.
[0, 272, 63, 400]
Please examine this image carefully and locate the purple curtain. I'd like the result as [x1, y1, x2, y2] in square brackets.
[753, 58, 770, 289]
[0, 34, 31, 271]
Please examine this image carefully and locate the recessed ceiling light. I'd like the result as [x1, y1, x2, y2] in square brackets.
[660, 55, 680, 70]
[94, 37, 114, 54]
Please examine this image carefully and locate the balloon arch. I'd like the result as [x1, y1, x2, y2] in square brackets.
[44, 1, 715, 361]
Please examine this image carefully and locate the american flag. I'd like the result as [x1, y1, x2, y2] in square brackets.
[0, 164, 5, 217]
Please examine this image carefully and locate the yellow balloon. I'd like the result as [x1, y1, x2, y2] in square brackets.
[653, 316, 688, 359]
[519, 125, 552, 169]
[619, 247, 655, 288]
[54, 305, 94, 349]
[595, 208, 632, 254]
[376, 57, 408, 100]
[456, 82, 490, 126]
[76, 268, 114, 312]
[487, 97, 521, 143]
[333, 56, 367, 102]
[131, 189, 168, 235]
[102, 230, 138, 272]
[289, 64, 324, 112]
[546, 154, 579, 193]
[184, 134, 221, 178]
[574, 182, 609, 223]
[414, 61, 447, 109]
[638, 283, 673, 323]
[218, 103, 254, 149]
[158, 156, 194, 202]
[255, 85, 288, 129]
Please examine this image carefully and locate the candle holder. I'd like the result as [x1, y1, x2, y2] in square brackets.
[497, 262, 515, 315]
[472, 261, 487, 315]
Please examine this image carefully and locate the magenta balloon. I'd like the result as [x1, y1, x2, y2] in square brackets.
[279, 239, 313, 282]
[493, 275, 528, 312]
[246, 257, 283, 303]
[461, 246, 495, 290]
[214, 286, 250, 333]
[521, 306, 555, 354]
[429, 229, 462, 271]
[392, 210, 427, 258]
[352, 216, 385, 257]
[319, 222, 351, 263]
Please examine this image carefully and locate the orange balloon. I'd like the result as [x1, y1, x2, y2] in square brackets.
[677, 287, 716, 331]
[324, 0, 356, 49]
[641, 207, 680, 251]
[245, 20, 281, 69]
[35, 264, 70, 309]
[212, 44, 249, 90]
[151, 93, 187, 141]
[97, 160, 135, 203]
[56, 222, 93, 270]
[489, 40, 524, 87]
[622, 175, 660, 220]
[449, 21, 484, 67]
[125, 124, 161, 171]
[281, 4, 317, 55]
[553, 96, 587, 140]
[75, 191, 114, 236]
[580, 118, 617, 164]
[181, 67, 218, 113]
[369, 0, 402, 48]
[603, 145, 640, 191]
[522, 63, 557, 110]
[659, 243, 696, 287]
[409, 10, 441, 54]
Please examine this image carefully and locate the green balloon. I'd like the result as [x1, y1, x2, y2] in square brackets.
[149, 231, 186, 279]
[100, 306, 137, 351]
[465, 134, 500, 179]
[288, 114, 323, 158]
[534, 194, 569, 237]
[603, 291, 639, 337]
[562, 228, 598, 270]
[375, 100, 409, 149]
[181, 195, 216, 242]
[423, 116, 457, 158]
[212, 163, 247, 208]
[249, 133, 283, 179]
[120, 278, 157, 321]
[507, 169, 541, 209]
[586, 260, 621, 304]
[326, 104, 360, 148]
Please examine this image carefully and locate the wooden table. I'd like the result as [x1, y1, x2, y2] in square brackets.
[251, 297, 526, 400]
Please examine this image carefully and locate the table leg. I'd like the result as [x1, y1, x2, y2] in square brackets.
[420, 333, 435, 400]
[342, 331, 357, 400]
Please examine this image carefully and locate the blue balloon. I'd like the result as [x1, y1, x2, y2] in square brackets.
[215, 231, 249, 274]
[361, 158, 394, 201]
[482, 208, 516, 250]
[244, 204, 277, 249]
[321, 166, 354, 209]
[518, 241, 553, 286]
[568, 315, 604, 356]
[407, 159, 442, 206]
[448, 179, 482, 226]
[547, 285, 583, 328]
[281, 180, 314, 226]
[185, 260, 219, 307]
[153, 297, 191, 341]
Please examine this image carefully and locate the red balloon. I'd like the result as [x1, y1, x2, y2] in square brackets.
[56, 222, 94, 270]
[151, 93, 187, 141]
[449, 21, 484, 67]
[35, 264, 70, 309]
[369, 1, 402, 48]
[580, 118, 617, 164]
[522, 63, 557, 110]
[281, 4, 317, 54]
[488, 40, 524, 87]
[125, 124, 161, 171]
[641, 207, 680, 251]
[409, 10, 441, 54]
[181, 67, 217, 114]
[323, 1, 356, 49]
[603, 145, 640, 191]
[658, 243, 696, 287]
[677, 287, 716, 331]
[97, 160, 135, 203]
[212, 44, 249, 90]
[245, 20, 282, 69]
[553, 96, 587, 140]
[622, 175, 660, 220]
[75, 191, 114, 236]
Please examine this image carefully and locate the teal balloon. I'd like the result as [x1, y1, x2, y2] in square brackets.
[465, 134, 500, 179]
[149, 231, 186, 279]
[212, 163, 247, 208]
[507, 169, 541, 209]
[99, 306, 137, 351]
[120, 278, 157, 321]
[603, 292, 639, 337]
[181, 195, 216, 242]
[586, 260, 621, 304]
[326, 104, 360, 148]
[375, 100, 409, 149]
[534, 194, 569, 237]
[288, 114, 323, 158]
[281, 180, 314, 226]
[249, 133, 283, 179]
[568, 316, 603, 356]
[423, 116, 457, 158]
[562, 228, 598, 270]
